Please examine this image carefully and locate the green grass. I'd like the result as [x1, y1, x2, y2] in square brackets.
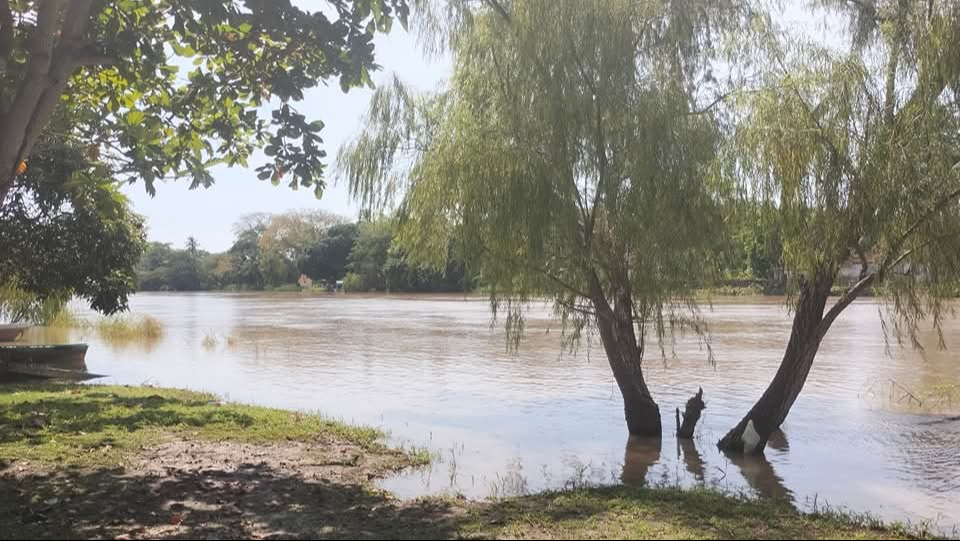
[46, 306, 85, 328]
[461, 485, 930, 539]
[0, 383, 387, 468]
[267, 284, 302, 292]
[95, 315, 164, 341]
[0, 385, 939, 540]
[48, 310, 166, 343]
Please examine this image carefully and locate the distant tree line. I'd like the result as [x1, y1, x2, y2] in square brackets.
[135, 210, 472, 293]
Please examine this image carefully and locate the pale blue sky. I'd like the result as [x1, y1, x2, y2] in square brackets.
[123, 27, 451, 252]
[124, 2, 829, 253]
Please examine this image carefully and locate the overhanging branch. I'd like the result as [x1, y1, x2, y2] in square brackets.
[483, 0, 512, 23]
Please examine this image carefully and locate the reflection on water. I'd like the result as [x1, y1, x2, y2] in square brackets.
[622, 436, 662, 486]
[725, 449, 793, 502]
[678, 439, 706, 481]
[25, 292, 960, 532]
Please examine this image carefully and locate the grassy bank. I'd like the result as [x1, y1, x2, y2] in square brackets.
[462, 486, 930, 540]
[0, 383, 406, 468]
[0, 383, 934, 540]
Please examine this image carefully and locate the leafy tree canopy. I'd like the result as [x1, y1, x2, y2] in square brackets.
[726, 0, 960, 345]
[0, 130, 146, 316]
[0, 0, 409, 203]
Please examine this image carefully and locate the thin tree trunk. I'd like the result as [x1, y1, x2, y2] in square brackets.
[717, 274, 833, 453]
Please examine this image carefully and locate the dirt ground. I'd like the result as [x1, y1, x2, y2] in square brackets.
[0, 436, 465, 540]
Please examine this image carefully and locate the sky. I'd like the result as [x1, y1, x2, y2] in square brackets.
[124, 2, 831, 253]
[122, 25, 451, 253]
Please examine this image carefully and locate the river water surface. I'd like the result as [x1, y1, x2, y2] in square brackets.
[20, 293, 960, 532]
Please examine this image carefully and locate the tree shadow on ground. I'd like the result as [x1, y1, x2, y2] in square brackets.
[0, 461, 461, 540]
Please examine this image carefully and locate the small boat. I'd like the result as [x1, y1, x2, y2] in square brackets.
[0, 323, 31, 342]
[0, 343, 100, 379]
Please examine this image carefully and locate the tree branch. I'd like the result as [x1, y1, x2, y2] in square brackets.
[882, 185, 960, 271]
[885, 232, 957, 276]
[568, 39, 607, 243]
[882, 0, 909, 125]
[687, 88, 744, 116]
[27, 0, 62, 77]
[15, 0, 96, 170]
[483, 0, 512, 24]
[554, 297, 597, 317]
[74, 53, 115, 67]
[818, 271, 875, 337]
[0, 0, 64, 190]
[897, 12, 960, 121]
[844, 0, 889, 22]
[60, 0, 93, 43]
[854, 242, 869, 281]
[539, 268, 592, 301]
[0, 0, 13, 67]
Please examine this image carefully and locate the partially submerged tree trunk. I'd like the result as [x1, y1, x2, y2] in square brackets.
[676, 387, 705, 439]
[590, 272, 661, 437]
[595, 309, 661, 436]
[717, 274, 833, 453]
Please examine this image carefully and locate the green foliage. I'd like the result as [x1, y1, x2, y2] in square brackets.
[340, 0, 743, 345]
[0, 0, 411, 197]
[136, 240, 212, 291]
[719, 202, 786, 293]
[226, 212, 271, 289]
[345, 218, 470, 292]
[725, 0, 960, 344]
[0, 284, 69, 325]
[341, 272, 366, 292]
[0, 133, 146, 317]
[257, 209, 345, 286]
[138, 214, 469, 293]
[306, 222, 360, 283]
[346, 219, 395, 291]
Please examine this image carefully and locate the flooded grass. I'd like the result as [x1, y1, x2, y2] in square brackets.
[95, 315, 164, 342]
[201, 331, 219, 349]
[47, 309, 165, 343]
[45, 306, 85, 328]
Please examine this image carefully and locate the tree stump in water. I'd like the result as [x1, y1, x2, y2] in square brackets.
[676, 388, 706, 439]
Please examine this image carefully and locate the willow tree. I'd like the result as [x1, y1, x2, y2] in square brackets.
[719, 0, 960, 453]
[340, 0, 746, 436]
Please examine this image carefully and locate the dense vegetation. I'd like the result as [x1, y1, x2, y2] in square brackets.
[135, 211, 472, 293]
[0, 0, 409, 318]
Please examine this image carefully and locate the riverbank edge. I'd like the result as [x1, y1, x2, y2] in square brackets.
[0, 382, 938, 540]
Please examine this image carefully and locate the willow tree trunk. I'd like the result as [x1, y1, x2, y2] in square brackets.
[717, 275, 833, 453]
[589, 270, 662, 436]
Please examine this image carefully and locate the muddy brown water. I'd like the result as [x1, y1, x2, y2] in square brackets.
[18, 293, 960, 532]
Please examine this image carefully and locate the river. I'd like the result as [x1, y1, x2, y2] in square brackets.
[20, 292, 960, 533]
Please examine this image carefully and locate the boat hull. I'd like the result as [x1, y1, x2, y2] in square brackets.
[0, 324, 31, 342]
[0, 343, 89, 373]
